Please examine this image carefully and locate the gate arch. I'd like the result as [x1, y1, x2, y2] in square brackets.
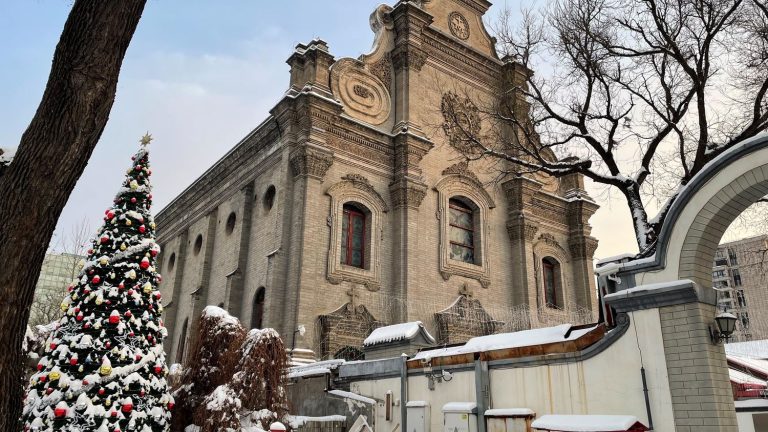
[616, 133, 768, 288]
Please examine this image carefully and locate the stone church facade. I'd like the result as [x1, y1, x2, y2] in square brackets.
[155, 0, 600, 364]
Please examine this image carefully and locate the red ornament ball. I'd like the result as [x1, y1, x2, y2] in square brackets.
[99, 388, 105, 395]
[150, 249, 158, 257]
[131, 197, 137, 203]
[138, 225, 146, 234]
[109, 315, 119, 325]
[121, 402, 133, 413]
[168, 402, 175, 410]
[118, 282, 125, 289]
[70, 358, 77, 365]
[154, 365, 162, 374]
[37, 363, 43, 371]
[46, 388, 53, 395]
[106, 210, 115, 219]
[100, 236, 109, 244]
[140, 258, 150, 269]
[92, 275, 101, 284]
[54, 407, 66, 418]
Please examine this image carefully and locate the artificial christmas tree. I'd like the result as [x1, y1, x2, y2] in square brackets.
[22, 134, 173, 431]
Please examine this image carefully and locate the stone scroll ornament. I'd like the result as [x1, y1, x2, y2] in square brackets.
[441, 91, 482, 156]
[22, 134, 173, 432]
[330, 58, 392, 125]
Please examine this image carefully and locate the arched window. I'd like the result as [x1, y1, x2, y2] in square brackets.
[448, 197, 477, 264]
[341, 203, 367, 268]
[176, 318, 189, 364]
[542, 257, 563, 308]
[252, 287, 265, 329]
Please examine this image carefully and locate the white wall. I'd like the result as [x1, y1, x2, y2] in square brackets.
[348, 308, 676, 431]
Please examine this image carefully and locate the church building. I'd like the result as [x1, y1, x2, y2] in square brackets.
[155, 0, 600, 364]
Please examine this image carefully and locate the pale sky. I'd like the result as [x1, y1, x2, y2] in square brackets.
[2, 1, 747, 261]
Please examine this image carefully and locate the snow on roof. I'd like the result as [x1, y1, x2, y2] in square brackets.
[485, 408, 535, 417]
[595, 253, 637, 266]
[726, 340, 768, 359]
[327, 389, 376, 405]
[728, 355, 768, 377]
[729, 368, 766, 386]
[735, 399, 768, 410]
[363, 321, 435, 346]
[406, 401, 429, 407]
[413, 324, 598, 361]
[603, 279, 694, 300]
[442, 402, 477, 413]
[287, 415, 347, 429]
[531, 415, 646, 431]
[287, 358, 345, 379]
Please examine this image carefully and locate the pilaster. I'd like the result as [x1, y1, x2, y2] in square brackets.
[227, 182, 254, 318]
[187, 209, 218, 354]
[567, 197, 600, 312]
[163, 228, 187, 363]
[503, 177, 542, 318]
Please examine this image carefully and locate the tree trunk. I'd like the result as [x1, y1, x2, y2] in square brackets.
[0, 1, 146, 428]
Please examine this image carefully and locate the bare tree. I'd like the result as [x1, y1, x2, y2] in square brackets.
[0, 1, 146, 427]
[444, 0, 768, 252]
[27, 219, 91, 328]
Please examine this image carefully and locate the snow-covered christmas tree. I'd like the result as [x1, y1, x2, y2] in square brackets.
[22, 134, 173, 432]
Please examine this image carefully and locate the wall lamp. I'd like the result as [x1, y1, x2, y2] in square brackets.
[710, 311, 737, 344]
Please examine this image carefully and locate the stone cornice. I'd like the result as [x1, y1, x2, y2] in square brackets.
[155, 119, 280, 242]
[421, 27, 502, 87]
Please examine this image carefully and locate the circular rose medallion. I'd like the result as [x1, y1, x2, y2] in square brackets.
[449, 12, 470, 40]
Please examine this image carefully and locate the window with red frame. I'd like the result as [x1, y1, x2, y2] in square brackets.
[341, 203, 366, 268]
[449, 198, 476, 264]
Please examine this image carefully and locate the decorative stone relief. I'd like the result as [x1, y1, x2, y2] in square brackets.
[389, 179, 428, 209]
[448, 12, 470, 40]
[326, 175, 388, 291]
[441, 92, 481, 156]
[289, 145, 334, 180]
[317, 302, 384, 359]
[330, 58, 391, 126]
[435, 295, 502, 345]
[442, 161, 484, 192]
[369, 55, 392, 89]
[391, 49, 428, 71]
[538, 233, 569, 258]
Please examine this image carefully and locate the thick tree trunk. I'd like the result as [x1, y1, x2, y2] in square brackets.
[0, 1, 145, 428]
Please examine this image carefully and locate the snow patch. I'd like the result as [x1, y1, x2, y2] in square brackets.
[0, 146, 17, 165]
[327, 389, 375, 405]
[442, 402, 477, 413]
[485, 408, 535, 417]
[531, 414, 645, 431]
[363, 321, 435, 346]
[286, 415, 346, 429]
[413, 324, 598, 361]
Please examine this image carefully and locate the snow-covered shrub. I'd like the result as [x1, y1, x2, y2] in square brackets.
[171, 307, 289, 431]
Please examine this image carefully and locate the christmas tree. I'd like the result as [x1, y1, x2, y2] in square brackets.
[22, 134, 173, 432]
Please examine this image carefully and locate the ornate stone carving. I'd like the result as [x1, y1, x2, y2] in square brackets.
[569, 235, 599, 259]
[391, 48, 428, 71]
[442, 160, 483, 189]
[441, 92, 482, 156]
[369, 55, 392, 89]
[506, 219, 539, 242]
[289, 145, 334, 179]
[330, 58, 391, 125]
[537, 233, 569, 258]
[435, 295, 502, 345]
[318, 302, 384, 359]
[389, 179, 428, 209]
[448, 12, 470, 40]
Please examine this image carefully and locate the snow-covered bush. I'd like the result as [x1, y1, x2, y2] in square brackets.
[172, 306, 289, 431]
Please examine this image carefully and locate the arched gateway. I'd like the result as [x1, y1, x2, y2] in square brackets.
[600, 132, 768, 432]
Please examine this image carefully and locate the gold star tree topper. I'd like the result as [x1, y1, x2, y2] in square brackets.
[140, 132, 153, 146]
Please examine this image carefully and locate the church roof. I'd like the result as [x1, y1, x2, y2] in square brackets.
[363, 321, 436, 347]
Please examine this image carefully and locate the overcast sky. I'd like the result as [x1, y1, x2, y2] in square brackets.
[2, 0, 749, 260]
